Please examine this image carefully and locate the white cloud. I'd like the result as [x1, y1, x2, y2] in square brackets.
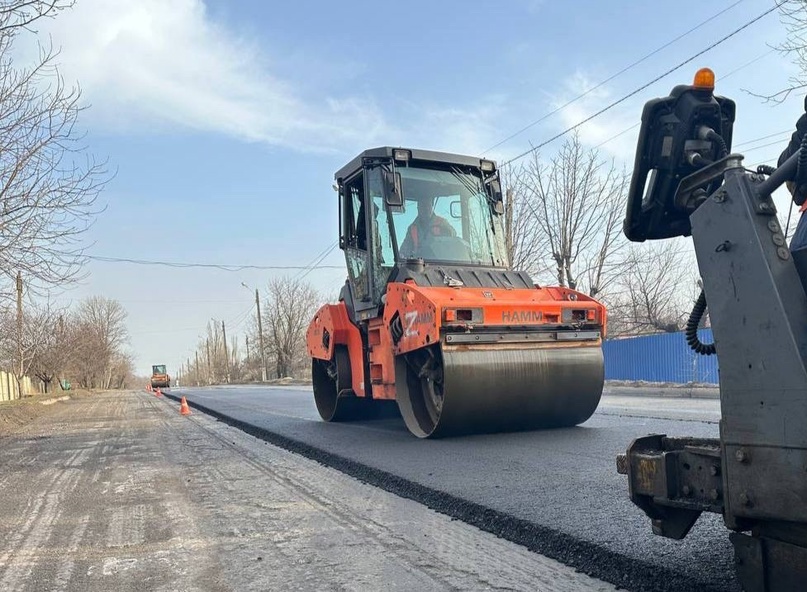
[397, 95, 511, 157]
[11, 0, 528, 162]
[547, 71, 640, 163]
[16, 0, 393, 152]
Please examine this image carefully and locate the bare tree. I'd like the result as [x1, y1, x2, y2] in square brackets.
[107, 351, 135, 389]
[515, 133, 628, 297]
[742, 2, 807, 103]
[28, 308, 69, 392]
[0, 299, 63, 395]
[501, 165, 551, 278]
[69, 296, 128, 389]
[606, 242, 698, 336]
[197, 320, 235, 385]
[263, 276, 322, 379]
[0, 1, 107, 300]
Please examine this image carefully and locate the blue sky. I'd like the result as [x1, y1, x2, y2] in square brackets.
[16, 0, 804, 375]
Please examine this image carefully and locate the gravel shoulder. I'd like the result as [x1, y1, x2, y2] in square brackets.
[0, 390, 615, 591]
[0, 390, 88, 438]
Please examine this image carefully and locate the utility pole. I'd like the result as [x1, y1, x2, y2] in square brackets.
[255, 288, 267, 382]
[206, 338, 212, 385]
[16, 271, 22, 397]
[221, 320, 230, 383]
[194, 351, 200, 386]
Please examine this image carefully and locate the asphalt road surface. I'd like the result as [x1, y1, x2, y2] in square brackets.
[0, 391, 615, 591]
[170, 384, 734, 592]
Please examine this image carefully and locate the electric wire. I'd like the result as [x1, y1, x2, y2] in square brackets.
[593, 51, 781, 151]
[292, 240, 339, 280]
[297, 242, 340, 280]
[226, 303, 256, 333]
[500, 1, 785, 168]
[484, 0, 746, 153]
[87, 255, 343, 271]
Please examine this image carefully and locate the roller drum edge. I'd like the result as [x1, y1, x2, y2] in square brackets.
[396, 344, 604, 438]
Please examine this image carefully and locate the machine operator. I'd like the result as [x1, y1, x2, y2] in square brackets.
[399, 197, 456, 258]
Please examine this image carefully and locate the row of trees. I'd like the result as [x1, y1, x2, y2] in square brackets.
[503, 133, 702, 337]
[0, 1, 114, 396]
[0, 295, 136, 393]
[181, 277, 322, 386]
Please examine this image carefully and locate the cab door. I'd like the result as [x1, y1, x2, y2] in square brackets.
[340, 170, 375, 316]
[339, 166, 395, 318]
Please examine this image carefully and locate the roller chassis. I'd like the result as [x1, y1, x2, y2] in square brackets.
[308, 263, 606, 439]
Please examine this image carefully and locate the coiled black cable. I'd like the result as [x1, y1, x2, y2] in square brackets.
[686, 290, 716, 356]
[756, 164, 776, 176]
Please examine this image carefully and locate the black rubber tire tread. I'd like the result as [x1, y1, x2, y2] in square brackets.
[312, 346, 354, 421]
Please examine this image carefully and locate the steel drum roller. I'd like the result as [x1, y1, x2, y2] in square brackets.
[395, 344, 604, 438]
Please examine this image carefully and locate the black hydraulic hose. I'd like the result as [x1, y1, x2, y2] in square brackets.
[686, 290, 716, 356]
[712, 132, 728, 158]
[797, 133, 807, 198]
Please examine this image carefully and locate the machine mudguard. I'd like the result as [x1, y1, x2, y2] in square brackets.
[306, 302, 367, 397]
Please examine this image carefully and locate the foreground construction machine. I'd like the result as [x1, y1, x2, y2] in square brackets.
[306, 147, 606, 438]
[617, 68, 807, 590]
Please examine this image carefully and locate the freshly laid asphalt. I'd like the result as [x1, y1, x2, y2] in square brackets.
[168, 385, 735, 592]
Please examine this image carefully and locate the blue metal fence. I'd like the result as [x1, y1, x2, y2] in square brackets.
[602, 329, 719, 384]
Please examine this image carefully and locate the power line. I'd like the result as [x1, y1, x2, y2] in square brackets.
[117, 299, 248, 304]
[739, 138, 791, 154]
[734, 129, 791, 148]
[298, 242, 340, 281]
[484, 0, 746, 153]
[593, 49, 779, 151]
[293, 241, 339, 281]
[87, 255, 343, 271]
[500, 1, 784, 168]
[595, 122, 640, 149]
[719, 47, 776, 79]
[225, 303, 256, 333]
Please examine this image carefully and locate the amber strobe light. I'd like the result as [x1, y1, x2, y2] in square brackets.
[692, 68, 715, 92]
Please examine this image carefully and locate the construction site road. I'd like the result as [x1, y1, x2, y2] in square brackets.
[169, 385, 732, 592]
[0, 391, 617, 592]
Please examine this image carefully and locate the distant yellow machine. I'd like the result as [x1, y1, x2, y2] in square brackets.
[150, 364, 170, 389]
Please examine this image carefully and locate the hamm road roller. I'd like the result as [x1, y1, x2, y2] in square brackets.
[306, 147, 606, 438]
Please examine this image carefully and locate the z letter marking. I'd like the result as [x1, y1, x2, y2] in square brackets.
[404, 311, 418, 338]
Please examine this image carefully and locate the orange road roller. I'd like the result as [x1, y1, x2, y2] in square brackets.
[306, 147, 606, 438]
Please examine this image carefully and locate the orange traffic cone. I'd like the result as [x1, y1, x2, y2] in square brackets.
[155, 387, 162, 397]
[180, 396, 191, 416]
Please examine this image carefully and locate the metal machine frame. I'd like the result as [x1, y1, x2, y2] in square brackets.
[618, 71, 807, 590]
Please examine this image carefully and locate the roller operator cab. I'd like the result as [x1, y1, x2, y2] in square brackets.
[150, 364, 170, 389]
[306, 147, 607, 438]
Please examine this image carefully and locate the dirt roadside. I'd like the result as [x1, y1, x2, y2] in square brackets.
[0, 390, 92, 438]
[0, 390, 615, 592]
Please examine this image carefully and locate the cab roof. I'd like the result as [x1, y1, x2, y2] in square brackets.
[334, 146, 496, 181]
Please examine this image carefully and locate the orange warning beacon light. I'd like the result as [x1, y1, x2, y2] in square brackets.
[693, 67, 715, 92]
